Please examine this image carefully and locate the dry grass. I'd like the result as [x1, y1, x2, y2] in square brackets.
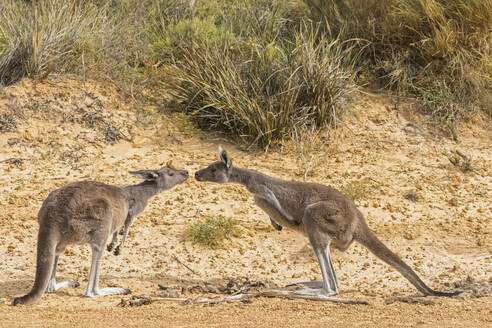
[283, 125, 328, 180]
[1, 0, 489, 142]
[304, 0, 492, 133]
[0, 0, 115, 85]
[163, 20, 357, 149]
[340, 181, 372, 203]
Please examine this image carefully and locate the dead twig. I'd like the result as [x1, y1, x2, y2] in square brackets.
[118, 288, 369, 307]
[258, 289, 369, 305]
[196, 293, 254, 305]
[172, 254, 198, 276]
[385, 297, 435, 306]
[445, 149, 474, 173]
[118, 294, 190, 307]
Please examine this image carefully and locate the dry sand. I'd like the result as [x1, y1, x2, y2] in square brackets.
[0, 78, 490, 327]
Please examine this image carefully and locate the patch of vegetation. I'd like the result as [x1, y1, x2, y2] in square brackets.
[169, 112, 201, 137]
[447, 150, 473, 173]
[403, 190, 420, 202]
[77, 107, 127, 144]
[304, 0, 492, 135]
[341, 181, 372, 203]
[0, 0, 115, 85]
[163, 20, 357, 149]
[1, 0, 489, 144]
[184, 216, 242, 248]
[59, 145, 85, 170]
[0, 112, 17, 132]
[283, 125, 327, 180]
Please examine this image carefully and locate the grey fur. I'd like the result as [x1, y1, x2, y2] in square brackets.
[13, 166, 188, 306]
[195, 147, 461, 298]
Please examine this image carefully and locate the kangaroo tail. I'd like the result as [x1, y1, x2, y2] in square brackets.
[356, 229, 461, 297]
[13, 227, 56, 306]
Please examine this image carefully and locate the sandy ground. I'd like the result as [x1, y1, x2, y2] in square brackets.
[0, 78, 490, 327]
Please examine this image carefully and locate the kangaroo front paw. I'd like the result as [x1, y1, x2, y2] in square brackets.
[107, 244, 114, 252]
[113, 246, 121, 256]
[270, 218, 283, 231]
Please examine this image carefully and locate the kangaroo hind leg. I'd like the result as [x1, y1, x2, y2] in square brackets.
[45, 243, 80, 293]
[85, 242, 130, 297]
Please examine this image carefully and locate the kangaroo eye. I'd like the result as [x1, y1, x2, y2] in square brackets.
[169, 172, 174, 176]
[211, 168, 216, 173]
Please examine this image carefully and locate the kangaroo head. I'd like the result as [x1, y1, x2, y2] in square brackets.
[130, 164, 189, 189]
[195, 146, 232, 183]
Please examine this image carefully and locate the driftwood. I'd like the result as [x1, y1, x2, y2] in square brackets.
[172, 254, 198, 275]
[258, 289, 369, 305]
[119, 289, 369, 307]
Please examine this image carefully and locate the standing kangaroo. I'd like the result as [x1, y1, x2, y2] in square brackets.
[13, 165, 188, 306]
[195, 147, 460, 298]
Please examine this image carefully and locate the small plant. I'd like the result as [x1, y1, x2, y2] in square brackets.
[184, 215, 242, 248]
[341, 181, 372, 203]
[169, 112, 201, 137]
[284, 125, 327, 180]
[447, 150, 473, 173]
[59, 145, 85, 170]
[0, 112, 17, 132]
[403, 190, 420, 202]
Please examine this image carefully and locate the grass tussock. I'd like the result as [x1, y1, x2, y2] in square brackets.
[0, 0, 114, 84]
[304, 0, 492, 135]
[403, 190, 420, 202]
[0, 0, 489, 143]
[163, 20, 357, 149]
[184, 216, 242, 248]
[341, 181, 372, 203]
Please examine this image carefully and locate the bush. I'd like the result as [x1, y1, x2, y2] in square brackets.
[184, 216, 242, 248]
[162, 19, 357, 149]
[341, 181, 372, 203]
[0, 0, 116, 85]
[304, 0, 492, 133]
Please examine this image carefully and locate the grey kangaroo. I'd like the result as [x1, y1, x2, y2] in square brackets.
[13, 165, 188, 306]
[195, 147, 460, 298]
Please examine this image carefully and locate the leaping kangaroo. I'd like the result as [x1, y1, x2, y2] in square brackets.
[13, 165, 188, 305]
[194, 147, 461, 299]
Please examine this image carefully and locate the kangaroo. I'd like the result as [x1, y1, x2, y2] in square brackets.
[194, 147, 461, 298]
[13, 165, 189, 306]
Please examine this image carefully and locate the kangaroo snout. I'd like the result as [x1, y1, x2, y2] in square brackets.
[194, 171, 202, 181]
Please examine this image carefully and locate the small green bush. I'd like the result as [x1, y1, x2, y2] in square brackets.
[403, 190, 420, 202]
[341, 181, 372, 203]
[184, 216, 242, 248]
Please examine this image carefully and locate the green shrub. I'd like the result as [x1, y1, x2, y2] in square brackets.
[0, 0, 115, 85]
[304, 0, 492, 132]
[404, 190, 420, 202]
[163, 20, 357, 149]
[341, 181, 372, 203]
[184, 216, 242, 248]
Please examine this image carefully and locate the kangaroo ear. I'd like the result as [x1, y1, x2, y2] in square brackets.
[129, 170, 158, 181]
[218, 146, 231, 168]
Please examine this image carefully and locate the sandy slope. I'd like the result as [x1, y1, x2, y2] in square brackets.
[0, 78, 490, 327]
